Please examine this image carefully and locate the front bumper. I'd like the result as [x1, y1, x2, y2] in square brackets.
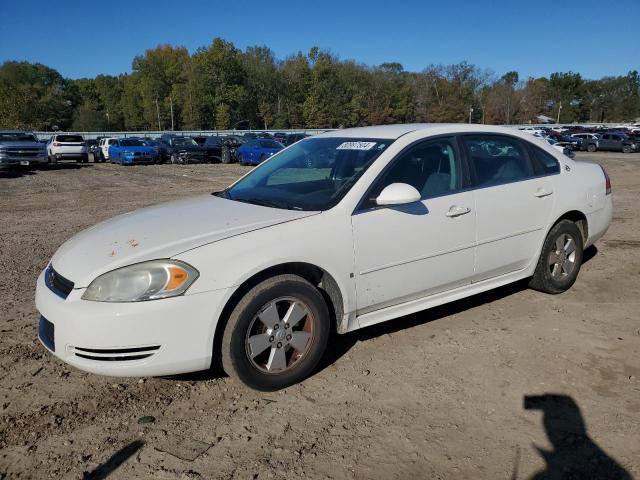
[0, 155, 48, 168]
[35, 268, 230, 377]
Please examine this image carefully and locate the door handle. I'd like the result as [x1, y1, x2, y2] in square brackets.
[534, 187, 554, 198]
[446, 205, 471, 217]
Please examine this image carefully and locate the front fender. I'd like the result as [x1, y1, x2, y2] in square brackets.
[174, 211, 356, 323]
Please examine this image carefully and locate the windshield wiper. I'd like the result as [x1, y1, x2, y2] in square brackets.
[235, 197, 295, 210]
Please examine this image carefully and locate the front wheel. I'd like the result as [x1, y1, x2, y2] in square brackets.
[221, 146, 232, 164]
[529, 220, 584, 294]
[622, 145, 631, 154]
[220, 274, 330, 391]
[170, 153, 181, 164]
[587, 143, 597, 152]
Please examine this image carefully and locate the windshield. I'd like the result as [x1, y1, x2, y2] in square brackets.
[0, 133, 38, 142]
[120, 139, 145, 147]
[172, 137, 197, 146]
[224, 137, 393, 211]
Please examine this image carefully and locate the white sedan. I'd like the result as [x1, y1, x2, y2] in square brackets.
[36, 124, 612, 390]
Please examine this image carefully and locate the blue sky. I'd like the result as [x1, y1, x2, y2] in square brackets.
[1, 0, 638, 80]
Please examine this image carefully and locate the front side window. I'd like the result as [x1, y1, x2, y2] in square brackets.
[463, 135, 535, 186]
[223, 137, 393, 211]
[363, 137, 461, 208]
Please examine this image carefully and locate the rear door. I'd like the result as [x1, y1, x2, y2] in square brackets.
[462, 134, 557, 281]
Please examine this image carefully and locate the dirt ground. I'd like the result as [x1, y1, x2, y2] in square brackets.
[0, 152, 638, 480]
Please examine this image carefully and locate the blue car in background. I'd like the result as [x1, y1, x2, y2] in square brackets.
[108, 138, 158, 165]
[236, 139, 283, 166]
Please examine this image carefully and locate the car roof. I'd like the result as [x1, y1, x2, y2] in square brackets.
[316, 123, 538, 140]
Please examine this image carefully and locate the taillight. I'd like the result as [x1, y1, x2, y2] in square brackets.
[600, 165, 611, 195]
[53, 142, 61, 147]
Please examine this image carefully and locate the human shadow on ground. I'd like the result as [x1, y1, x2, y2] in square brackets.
[83, 440, 144, 480]
[523, 394, 632, 480]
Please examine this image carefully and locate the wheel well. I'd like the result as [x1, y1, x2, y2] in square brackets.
[212, 262, 344, 366]
[555, 210, 588, 243]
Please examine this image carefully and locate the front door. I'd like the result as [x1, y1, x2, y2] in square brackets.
[352, 137, 476, 314]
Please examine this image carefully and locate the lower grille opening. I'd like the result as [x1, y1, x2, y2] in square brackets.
[72, 345, 160, 362]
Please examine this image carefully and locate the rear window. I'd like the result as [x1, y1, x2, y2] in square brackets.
[56, 135, 84, 142]
[120, 139, 145, 147]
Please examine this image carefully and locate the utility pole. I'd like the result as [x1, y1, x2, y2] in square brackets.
[155, 97, 162, 131]
[556, 101, 562, 125]
[170, 96, 174, 131]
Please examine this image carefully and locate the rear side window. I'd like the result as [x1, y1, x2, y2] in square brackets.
[205, 136, 223, 146]
[527, 144, 561, 175]
[462, 135, 535, 187]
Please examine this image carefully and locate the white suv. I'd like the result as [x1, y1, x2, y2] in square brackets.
[99, 137, 119, 161]
[47, 134, 88, 163]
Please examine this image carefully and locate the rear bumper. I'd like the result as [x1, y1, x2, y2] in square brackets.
[52, 153, 88, 161]
[35, 268, 230, 377]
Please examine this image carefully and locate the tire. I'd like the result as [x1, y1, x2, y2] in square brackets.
[622, 145, 631, 154]
[220, 274, 330, 391]
[529, 219, 584, 294]
[587, 143, 597, 152]
[238, 154, 246, 166]
[221, 146, 231, 164]
[170, 153, 180, 165]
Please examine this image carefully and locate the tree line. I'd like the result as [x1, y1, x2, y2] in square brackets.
[1, 37, 639, 132]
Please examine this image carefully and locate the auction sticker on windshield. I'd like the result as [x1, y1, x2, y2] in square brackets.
[336, 141, 377, 150]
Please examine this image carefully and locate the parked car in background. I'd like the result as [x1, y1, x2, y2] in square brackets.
[220, 135, 248, 164]
[36, 124, 612, 390]
[202, 135, 227, 163]
[47, 134, 88, 163]
[598, 133, 638, 153]
[519, 127, 546, 136]
[142, 139, 162, 158]
[159, 135, 207, 164]
[284, 133, 309, 146]
[571, 133, 600, 152]
[272, 132, 287, 144]
[192, 136, 208, 146]
[108, 138, 158, 165]
[236, 139, 284, 165]
[0, 130, 48, 169]
[99, 137, 119, 162]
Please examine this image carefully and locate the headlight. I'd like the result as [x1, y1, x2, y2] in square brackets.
[82, 260, 199, 302]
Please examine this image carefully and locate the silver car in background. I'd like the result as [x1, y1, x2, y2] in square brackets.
[0, 131, 48, 169]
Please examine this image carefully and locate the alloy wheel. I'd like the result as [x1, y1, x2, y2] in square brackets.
[245, 296, 314, 374]
[548, 233, 577, 280]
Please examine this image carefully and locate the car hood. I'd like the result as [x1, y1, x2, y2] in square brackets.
[51, 195, 317, 287]
[0, 141, 43, 148]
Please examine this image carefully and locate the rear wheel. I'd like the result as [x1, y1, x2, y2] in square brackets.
[220, 274, 330, 391]
[529, 220, 584, 294]
[587, 143, 597, 152]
